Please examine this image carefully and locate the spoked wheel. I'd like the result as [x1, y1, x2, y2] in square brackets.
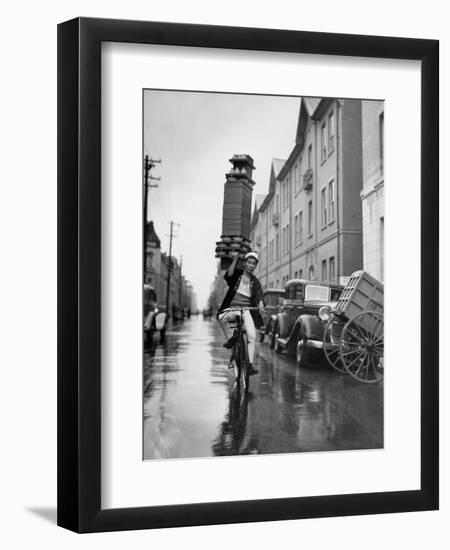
[339, 311, 384, 383]
[239, 333, 250, 392]
[323, 316, 347, 373]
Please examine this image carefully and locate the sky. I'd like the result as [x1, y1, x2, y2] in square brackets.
[143, 90, 301, 309]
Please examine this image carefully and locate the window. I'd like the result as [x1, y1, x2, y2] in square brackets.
[321, 187, 327, 227]
[276, 233, 279, 260]
[308, 265, 315, 280]
[379, 112, 384, 174]
[308, 144, 312, 170]
[298, 157, 303, 190]
[282, 178, 290, 211]
[321, 259, 327, 281]
[321, 123, 327, 161]
[286, 223, 290, 252]
[328, 180, 335, 222]
[286, 176, 289, 208]
[294, 270, 298, 278]
[286, 176, 290, 208]
[282, 227, 286, 254]
[294, 163, 299, 193]
[308, 200, 313, 236]
[329, 256, 335, 281]
[294, 214, 299, 246]
[328, 111, 335, 152]
[299, 210, 303, 243]
[299, 269, 303, 279]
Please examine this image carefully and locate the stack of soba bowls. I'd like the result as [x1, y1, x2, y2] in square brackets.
[215, 154, 255, 270]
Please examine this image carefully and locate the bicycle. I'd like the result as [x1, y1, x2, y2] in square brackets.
[221, 307, 260, 393]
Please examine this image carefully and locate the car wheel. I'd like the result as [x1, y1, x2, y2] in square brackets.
[275, 333, 283, 354]
[269, 325, 277, 349]
[296, 337, 309, 367]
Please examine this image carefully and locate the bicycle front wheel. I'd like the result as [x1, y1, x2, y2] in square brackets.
[239, 332, 250, 392]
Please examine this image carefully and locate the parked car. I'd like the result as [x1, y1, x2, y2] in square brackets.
[144, 284, 168, 346]
[272, 279, 344, 367]
[259, 288, 285, 342]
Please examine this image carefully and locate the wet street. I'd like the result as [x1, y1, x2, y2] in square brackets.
[143, 315, 383, 460]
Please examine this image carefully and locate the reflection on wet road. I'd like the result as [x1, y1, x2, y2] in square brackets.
[143, 316, 383, 460]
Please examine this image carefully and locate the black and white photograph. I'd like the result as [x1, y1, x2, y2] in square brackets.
[143, 91, 385, 460]
[2, 0, 443, 544]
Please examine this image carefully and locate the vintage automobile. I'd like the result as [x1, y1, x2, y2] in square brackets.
[143, 284, 168, 346]
[258, 288, 285, 342]
[272, 279, 344, 367]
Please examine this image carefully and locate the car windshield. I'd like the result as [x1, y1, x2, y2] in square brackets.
[285, 284, 304, 300]
[304, 285, 330, 301]
[330, 288, 342, 301]
[265, 293, 283, 306]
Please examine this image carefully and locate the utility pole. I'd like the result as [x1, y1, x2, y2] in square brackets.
[165, 221, 175, 317]
[143, 155, 161, 282]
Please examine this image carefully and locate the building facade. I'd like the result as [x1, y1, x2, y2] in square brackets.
[250, 97, 365, 290]
[145, 221, 162, 288]
[360, 100, 384, 282]
[250, 158, 285, 289]
[145, 220, 195, 313]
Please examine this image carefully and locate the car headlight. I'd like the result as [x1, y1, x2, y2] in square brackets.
[318, 306, 331, 322]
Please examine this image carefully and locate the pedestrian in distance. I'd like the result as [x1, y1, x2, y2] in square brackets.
[217, 251, 265, 375]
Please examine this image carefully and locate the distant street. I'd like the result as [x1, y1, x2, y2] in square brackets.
[143, 315, 383, 460]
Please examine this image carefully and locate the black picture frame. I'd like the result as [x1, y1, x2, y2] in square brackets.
[57, 17, 439, 533]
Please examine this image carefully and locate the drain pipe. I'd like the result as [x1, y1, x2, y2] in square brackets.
[336, 101, 341, 284]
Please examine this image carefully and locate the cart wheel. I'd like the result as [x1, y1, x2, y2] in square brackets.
[323, 316, 346, 373]
[339, 311, 384, 383]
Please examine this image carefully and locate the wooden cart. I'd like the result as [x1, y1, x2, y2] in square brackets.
[322, 271, 384, 383]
